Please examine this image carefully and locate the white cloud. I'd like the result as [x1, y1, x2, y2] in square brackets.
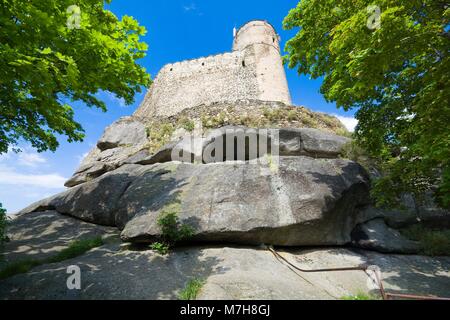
[18, 152, 47, 167]
[0, 148, 47, 167]
[103, 91, 126, 107]
[183, 3, 203, 15]
[0, 165, 66, 189]
[0, 147, 67, 213]
[183, 3, 197, 11]
[335, 115, 358, 132]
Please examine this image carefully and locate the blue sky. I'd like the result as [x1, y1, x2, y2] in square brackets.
[0, 0, 356, 213]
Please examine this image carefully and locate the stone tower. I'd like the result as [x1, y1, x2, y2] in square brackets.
[232, 20, 291, 105]
[135, 20, 292, 119]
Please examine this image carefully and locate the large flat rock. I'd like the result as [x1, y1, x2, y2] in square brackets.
[1, 244, 449, 300]
[351, 218, 421, 254]
[1, 211, 448, 300]
[121, 157, 370, 246]
[20, 156, 370, 246]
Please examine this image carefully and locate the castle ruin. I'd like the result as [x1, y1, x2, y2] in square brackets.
[134, 20, 292, 118]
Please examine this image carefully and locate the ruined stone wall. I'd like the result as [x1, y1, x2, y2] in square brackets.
[134, 20, 292, 119]
[135, 50, 259, 118]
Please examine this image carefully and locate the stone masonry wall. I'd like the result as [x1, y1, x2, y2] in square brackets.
[134, 49, 259, 119]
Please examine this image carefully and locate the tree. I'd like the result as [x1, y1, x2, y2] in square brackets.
[284, 0, 450, 208]
[0, 203, 7, 245]
[0, 0, 151, 154]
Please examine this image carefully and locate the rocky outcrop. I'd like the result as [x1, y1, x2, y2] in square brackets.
[22, 165, 147, 226]
[65, 117, 148, 187]
[22, 110, 447, 254]
[65, 100, 351, 188]
[126, 127, 350, 165]
[354, 194, 450, 230]
[2, 210, 450, 300]
[97, 117, 147, 151]
[121, 156, 369, 245]
[351, 219, 420, 254]
[20, 155, 370, 246]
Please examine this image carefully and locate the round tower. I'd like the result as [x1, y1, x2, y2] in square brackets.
[233, 20, 291, 105]
[233, 20, 280, 51]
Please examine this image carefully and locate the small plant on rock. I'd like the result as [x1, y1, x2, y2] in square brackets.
[179, 278, 205, 300]
[178, 117, 195, 132]
[147, 121, 175, 154]
[149, 242, 170, 255]
[341, 292, 379, 300]
[150, 202, 194, 255]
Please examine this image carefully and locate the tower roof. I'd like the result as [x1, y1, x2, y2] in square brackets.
[235, 20, 278, 36]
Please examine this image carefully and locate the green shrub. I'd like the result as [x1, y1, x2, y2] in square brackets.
[335, 127, 353, 138]
[201, 112, 229, 129]
[340, 140, 380, 174]
[401, 225, 450, 256]
[149, 242, 170, 255]
[179, 278, 205, 300]
[340, 141, 366, 161]
[149, 201, 194, 254]
[0, 203, 8, 246]
[158, 211, 194, 244]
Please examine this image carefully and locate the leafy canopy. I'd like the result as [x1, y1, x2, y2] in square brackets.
[0, 202, 8, 245]
[0, 0, 151, 154]
[284, 0, 450, 207]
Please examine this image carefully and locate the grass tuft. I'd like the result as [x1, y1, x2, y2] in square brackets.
[47, 237, 104, 263]
[341, 292, 379, 300]
[179, 278, 205, 300]
[0, 236, 104, 280]
[0, 259, 42, 280]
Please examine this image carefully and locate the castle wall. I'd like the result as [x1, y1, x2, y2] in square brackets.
[135, 51, 259, 118]
[135, 20, 292, 119]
